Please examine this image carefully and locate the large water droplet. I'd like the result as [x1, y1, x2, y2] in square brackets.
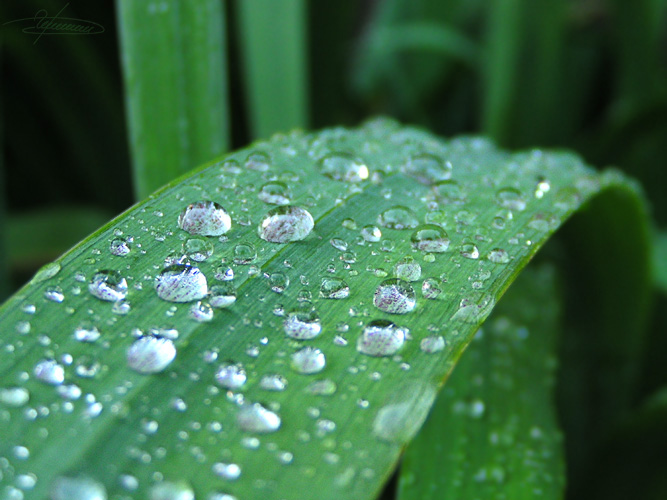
[155, 264, 208, 302]
[50, 476, 107, 500]
[258, 206, 314, 243]
[258, 181, 291, 205]
[291, 347, 326, 374]
[318, 152, 369, 182]
[284, 309, 322, 340]
[320, 277, 350, 299]
[237, 402, 281, 433]
[215, 362, 246, 389]
[378, 206, 419, 230]
[394, 256, 421, 282]
[88, 270, 128, 301]
[127, 337, 176, 374]
[374, 278, 416, 314]
[178, 201, 231, 236]
[357, 319, 407, 357]
[403, 153, 452, 185]
[34, 360, 65, 385]
[411, 225, 450, 253]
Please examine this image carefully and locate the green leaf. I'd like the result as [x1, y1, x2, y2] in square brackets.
[654, 229, 667, 294]
[0, 120, 648, 499]
[117, 0, 230, 199]
[235, 0, 308, 139]
[398, 264, 564, 499]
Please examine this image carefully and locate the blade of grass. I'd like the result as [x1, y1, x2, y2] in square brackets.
[116, 0, 229, 199]
[0, 120, 649, 499]
[399, 264, 564, 499]
[235, 0, 308, 139]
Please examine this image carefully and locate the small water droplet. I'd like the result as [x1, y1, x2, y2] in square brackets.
[44, 286, 65, 303]
[307, 379, 337, 395]
[189, 301, 214, 322]
[110, 236, 131, 256]
[460, 240, 480, 259]
[258, 181, 292, 205]
[421, 278, 442, 299]
[0, 387, 30, 407]
[320, 277, 350, 299]
[411, 224, 450, 252]
[209, 283, 236, 308]
[183, 238, 214, 262]
[149, 481, 195, 500]
[156, 264, 208, 302]
[394, 256, 421, 282]
[269, 272, 290, 293]
[291, 347, 326, 374]
[258, 206, 314, 243]
[433, 179, 466, 204]
[50, 476, 107, 500]
[535, 178, 551, 199]
[330, 237, 348, 251]
[284, 309, 322, 340]
[374, 278, 416, 314]
[318, 152, 369, 182]
[34, 359, 65, 385]
[260, 374, 288, 391]
[215, 362, 246, 390]
[420, 335, 446, 353]
[88, 270, 128, 301]
[378, 206, 419, 230]
[178, 201, 232, 236]
[361, 225, 382, 242]
[487, 248, 510, 264]
[373, 382, 436, 444]
[214, 265, 235, 281]
[32, 261, 61, 283]
[357, 319, 407, 357]
[245, 151, 271, 171]
[237, 402, 281, 433]
[496, 187, 526, 211]
[403, 153, 452, 184]
[451, 293, 496, 324]
[74, 323, 101, 343]
[212, 462, 242, 481]
[233, 242, 257, 264]
[127, 337, 176, 374]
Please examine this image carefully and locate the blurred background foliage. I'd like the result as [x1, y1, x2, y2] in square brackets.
[2, 0, 667, 498]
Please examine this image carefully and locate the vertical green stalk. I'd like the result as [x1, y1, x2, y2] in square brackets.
[117, 0, 229, 199]
[481, 0, 523, 146]
[0, 54, 7, 301]
[236, 0, 308, 139]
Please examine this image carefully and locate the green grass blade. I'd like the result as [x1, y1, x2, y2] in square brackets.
[117, 0, 229, 199]
[398, 264, 564, 499]
[653, 229, 667, 294]
[0, 120, 648, 499]
[235, 0, 308, 139]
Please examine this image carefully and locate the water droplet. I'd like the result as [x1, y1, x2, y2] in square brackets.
[373, 382, 436, 444]
[88, 270, 128, 301]
[44, 286, 65, 303]
[320, 277, 350, 299]
[487, 248, 510, 264]
[420, 335, 446, 353]
[374, 279, 416, 314]
[361, 225, 382, 242]
[433, 179, 466, 204]
[318, 152, 369, 182]
[237, 402, 281, 433]
[291, 347, 326, 374]
[34, 359, 65, 385]
[183, 238, 214, 262]
[32, 261, 61, 282]
[0, 386, 30, 407]
[260, 374, 288, 391]
[535, 178, 551, 199]
[215, 362, 246, 390]
[214, 266, 235, 281]
[149, 481, 195, 500]
[209, 283, 236, 308]
[269, 272, 290, 293]
[378, 206, 419, 230]
[74, 323, 101, 343]
[50, 476, 107, 500]
[421, 278, 442, 299]
[178, 201, 231, 236]
[156, 264, 208, 302]
[258, 181, 291, 205]
[357, 319, 407, 357]
[394, 256, 421, 282]
[284, 309, 322, 340]
[233, 242, 257, 264]
[451, 293, 496, 323]
[330, 237, 348, 251]
[460, 240, 480, 259]
[258, 206, 314, 243]
[110, 236, 131, 257]
[212, 462, 241, 481]
[411, 225, 450, 252]
[307, 379, 337, 396]
[245, 151, 271, 171]
[496, 187, 526, 211]
[403, 153, 452, 184]
[127, 337, 176, 374]
[189, 301, 214, 322]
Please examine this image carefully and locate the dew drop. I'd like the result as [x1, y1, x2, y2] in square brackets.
[357, 319, 407, 357]
[212, 462, 241, 481]
[149, 481, 195, 500]
[189, 301, 214, 322]
[214, 266, 235, 281]
[378, 206, 419, 230]
[258, 205, 314, 243]
[88, 270, 128, 302]
[496, 187, 526, 211]
[178, 201, 231, 236]
[307, 379, 337, 396]
[360, 225, 382, 242]
[50, 476, 107, 500]
[420, 335, 446, 353]
[535, 178, 551, 199]
[269, 272, 290, 293]
[32, 261, 61, 283]
[284, 309, 322, 340]
[110, 237, 131, 256]
[460, 240, 480, 259]
[258, 181, 291, 205]
[373, 278, 416, 314]
[182, 238, 214, 262]
[421, 278, 442, 299]
[433, 179, 466, 204]
[34, 359, 65, 385]
[487, 248, 510, 264]
[209, 283, 236, 308]
[394, 256, 421, 282]
[155, 264, 208, 302]
[74, 323, 101, 343]
[403, 153, 452, 184]
[0, 387, 30, 407]
[127, 337, 176, 374]
[215, 362, 246, 390]
[318, 152, 369, 182]
[245, 151, 271, 171]
[320, 277, 350, 299]
[451, 293, 496, 324]
[411, 224, 449, 252]
[373, 382, 436, 444]
[44, 286, 65, 303]
[260, 374, 288, 391]
[237, 402, 281, 433]
[233, 242, 257, 264]
[291, 347, 326, 374]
